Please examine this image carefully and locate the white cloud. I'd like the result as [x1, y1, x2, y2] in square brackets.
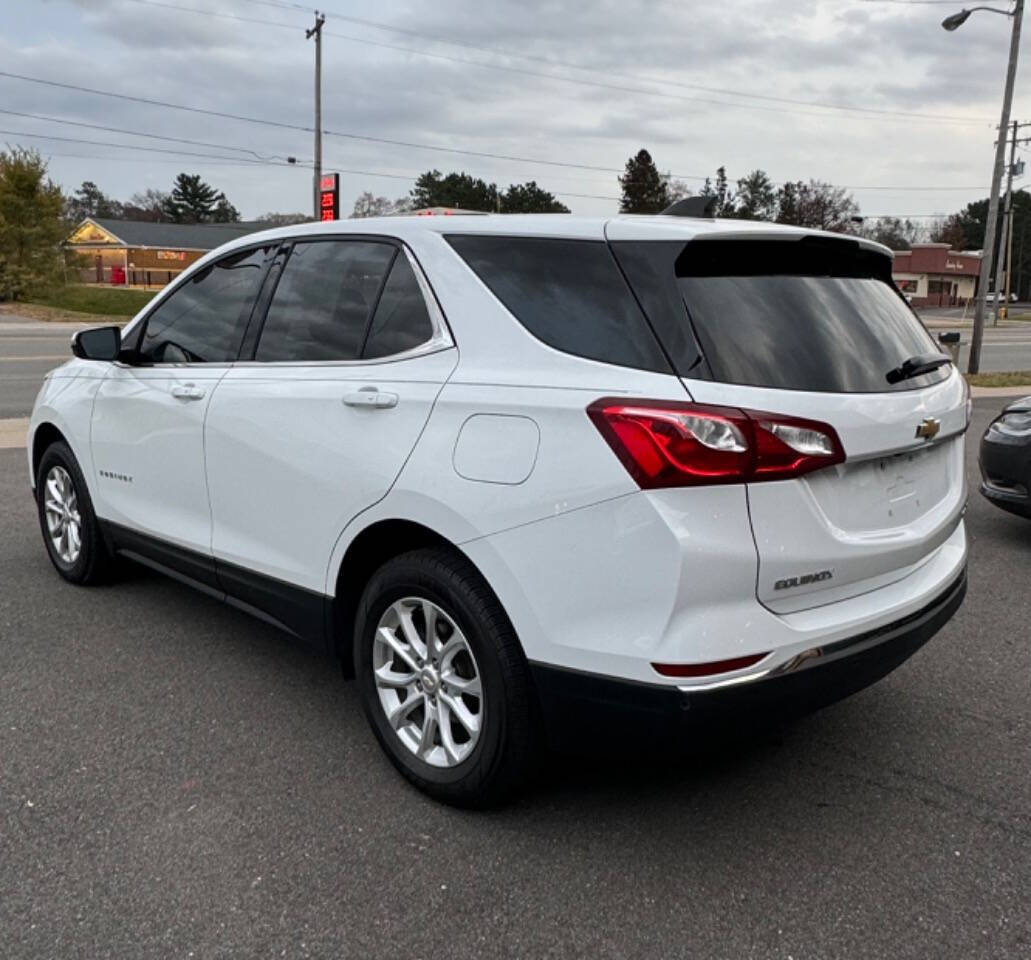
[4, 0, 1027, 220]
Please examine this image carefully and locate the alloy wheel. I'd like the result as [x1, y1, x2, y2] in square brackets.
[372, 596, 484, 768]
[43, 465, 82, 565]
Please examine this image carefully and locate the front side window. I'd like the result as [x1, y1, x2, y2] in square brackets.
[255, 240, 394, 362]
[137, 245, 271, 363]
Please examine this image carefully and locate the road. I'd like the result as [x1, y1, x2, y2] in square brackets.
[920, 308, 1031, 372]
[0, 318, 91, 419]
[3, 316, 1031, 421]
[1, 400, 1028, 958]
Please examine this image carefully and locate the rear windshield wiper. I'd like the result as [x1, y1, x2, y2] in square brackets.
[885, 353, 952, 385]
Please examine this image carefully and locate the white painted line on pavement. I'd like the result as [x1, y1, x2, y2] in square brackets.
[0, 356, 68, 362]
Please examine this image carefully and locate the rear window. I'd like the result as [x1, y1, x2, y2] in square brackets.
[446, 235, 670, 373]
[611, 238, 948, 394]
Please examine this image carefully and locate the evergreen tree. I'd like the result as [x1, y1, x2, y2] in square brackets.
[619, 150, 670, 214]
[66, 180, 122, 222]
[734, 170, 776, 221]
[211, 192, 241, 223]
[500, 181, 570, 213]
[0, 148, 65, 299]
[929, 215, 966, 251]
[700, 166, 736, 217]
[410, 170, 498, 211]
[162, 173, 222, 223]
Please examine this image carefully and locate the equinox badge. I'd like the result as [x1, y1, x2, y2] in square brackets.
[774, 570, 833, 591]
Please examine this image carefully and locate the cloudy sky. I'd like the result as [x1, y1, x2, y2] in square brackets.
[1, 0, 1027, 223]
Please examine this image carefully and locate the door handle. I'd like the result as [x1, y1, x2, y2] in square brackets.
[171, 384, 206, 401]
[343, 388, 398, 409]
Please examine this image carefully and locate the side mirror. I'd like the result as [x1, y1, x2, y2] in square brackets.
[71, 325, 121, 361]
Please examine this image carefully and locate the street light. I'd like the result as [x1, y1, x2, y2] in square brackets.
[943, 2, 1024, 374]
[942, 9, 973, 30]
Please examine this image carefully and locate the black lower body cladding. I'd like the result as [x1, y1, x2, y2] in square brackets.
[531, 569, 967, 747]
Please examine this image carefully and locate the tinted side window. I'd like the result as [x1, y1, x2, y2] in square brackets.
[138, 246, 270, 363]
[362, 254, 434, 359]
[256, 240, 394, 362]
[608, 240, 708, 378]
[446, 235, 671, 373]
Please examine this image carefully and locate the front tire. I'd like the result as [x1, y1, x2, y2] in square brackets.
[354, 548, 536, 807]
[36, 440, 113, 585]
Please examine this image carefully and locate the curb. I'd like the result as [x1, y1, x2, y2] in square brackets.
[970, 386, 1031, 399]
[0, 418, 29, 450]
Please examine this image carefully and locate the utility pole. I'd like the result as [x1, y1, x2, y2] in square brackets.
[1005, 188, 1017, 309]
[306, 11, 326, 221]
[952, 0, 1024, 374]
[993, 120, 1018, 325]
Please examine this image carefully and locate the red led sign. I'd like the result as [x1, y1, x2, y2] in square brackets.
[319, 172, 339, 222]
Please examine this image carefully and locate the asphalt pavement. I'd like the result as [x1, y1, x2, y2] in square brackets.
[0, 400, 1028, 959]
[0, 319, 89, 419]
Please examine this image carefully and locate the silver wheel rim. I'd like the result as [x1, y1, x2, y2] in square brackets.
[373, 597, 484, 768]
[43, 465, 82, 565]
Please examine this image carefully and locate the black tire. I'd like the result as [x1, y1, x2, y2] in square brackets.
[36, 440, 113, 585]
[354, 547, 537, 807]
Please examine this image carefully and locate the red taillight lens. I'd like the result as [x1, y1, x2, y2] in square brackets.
[587, 398, 845, 488]
[652, 652, 769, 678]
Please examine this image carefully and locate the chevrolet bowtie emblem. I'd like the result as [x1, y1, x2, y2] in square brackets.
[915, 417, 941, 440]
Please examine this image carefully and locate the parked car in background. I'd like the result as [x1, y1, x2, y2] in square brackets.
[28, 214, 969, 805]
[980, 396, 1031, 518]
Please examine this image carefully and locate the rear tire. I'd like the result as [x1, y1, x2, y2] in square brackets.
[354, 547, 536, 807]
[36, 440, 113, 585]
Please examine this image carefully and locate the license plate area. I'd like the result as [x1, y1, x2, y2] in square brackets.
[805, 441, 953, 533]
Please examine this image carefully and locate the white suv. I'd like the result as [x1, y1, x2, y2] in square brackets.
[29, 214, 969, 805]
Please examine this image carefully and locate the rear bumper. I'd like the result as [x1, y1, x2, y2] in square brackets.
[530, 567, 966, 736]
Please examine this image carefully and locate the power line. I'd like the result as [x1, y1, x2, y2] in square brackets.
[0, 108, 292, 160]
[236, 0, 991, 125]
[0, 127, 301, 165]
[116, 0, 989, 127]
[0, 72, 993, 194]
[0, 70, 640, 176]
[855, 1, 982, 6]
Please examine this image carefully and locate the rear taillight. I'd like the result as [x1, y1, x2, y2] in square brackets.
[587, 398, 845, 488]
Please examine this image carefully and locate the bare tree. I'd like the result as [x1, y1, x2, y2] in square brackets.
[351, 191, 412, 218]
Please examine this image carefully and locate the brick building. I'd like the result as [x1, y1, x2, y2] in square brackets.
[891, 243, 981, 308]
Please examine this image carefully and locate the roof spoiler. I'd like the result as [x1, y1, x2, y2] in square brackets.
[660, 196, 717, 218]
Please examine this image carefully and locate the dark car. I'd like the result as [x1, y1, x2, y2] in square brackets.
[980, 396, 1031, 518]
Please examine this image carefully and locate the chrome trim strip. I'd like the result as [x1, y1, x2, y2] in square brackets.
[675, 570, 966, 694]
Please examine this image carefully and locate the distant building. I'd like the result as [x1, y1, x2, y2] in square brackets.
[892, 243, 981, 308]
[64, 218, 266, 288]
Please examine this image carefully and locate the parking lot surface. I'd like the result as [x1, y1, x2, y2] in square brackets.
[1, 400, 1029, 959]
